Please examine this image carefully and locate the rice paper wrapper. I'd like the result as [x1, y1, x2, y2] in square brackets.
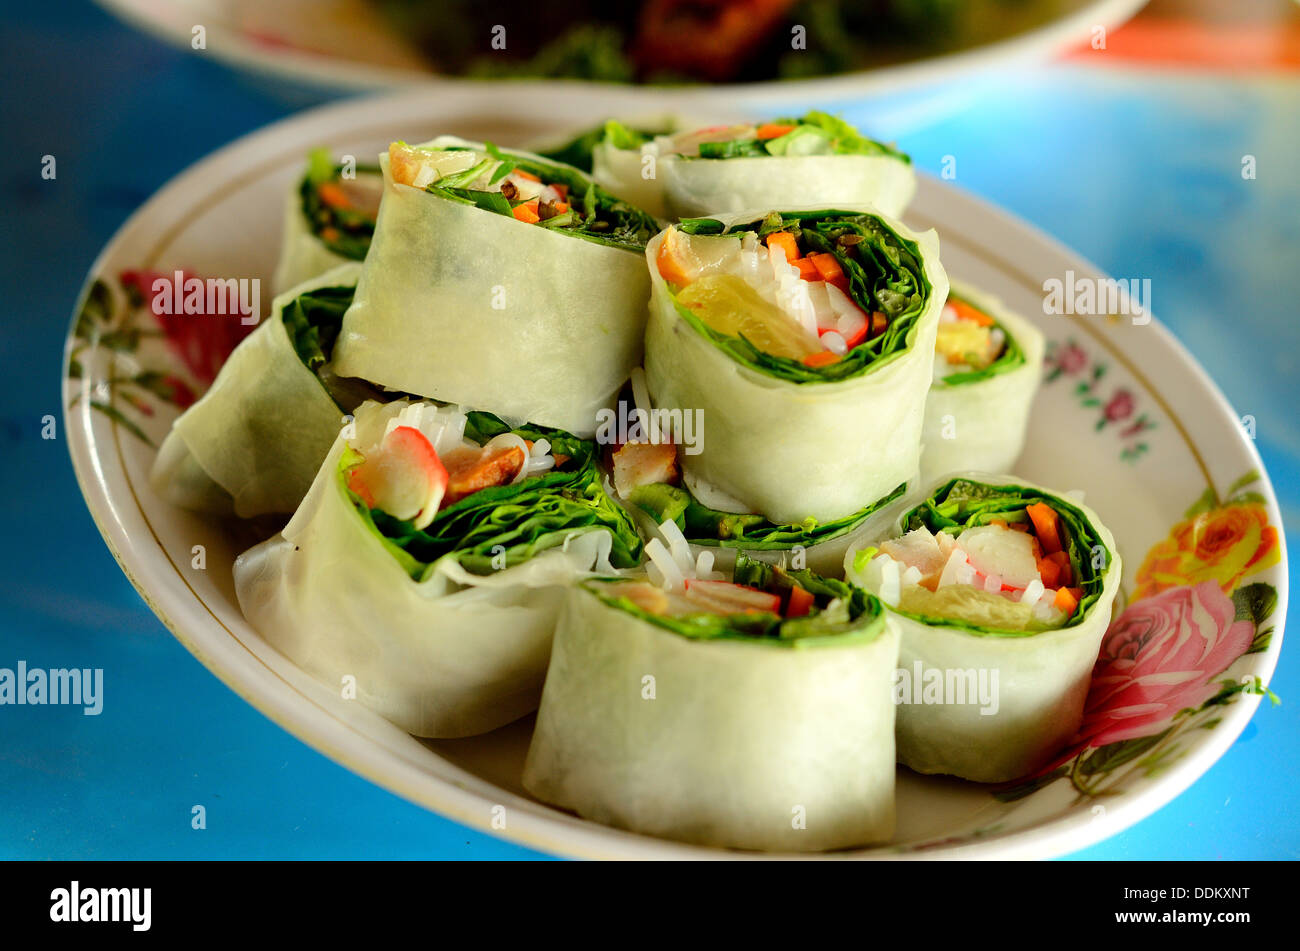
[644, 209, 947, 524]
[272, 182, 357, 296]
[593, 145, 916, 221]
[524, 584, 899, 852]
[150, 264, 361, 517]
[331, 138, 653, 436]
[920, 282, 1045, 483]
[844, 473, 1122, 783]
[233, 434, 621, 738]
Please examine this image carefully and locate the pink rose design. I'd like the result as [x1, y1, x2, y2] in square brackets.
[1077, 581, 1254, 747]
[1103, 389, 1135, 423]
[1055, 342, 1088, 375]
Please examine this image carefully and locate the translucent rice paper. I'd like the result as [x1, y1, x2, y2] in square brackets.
[920, 282, 1045, 483]
[523, 584, 900, 851]
[592, 142, 916, 221]
[331, 136, 653, 437]
[271, 181, 357, 296]
[844, 474, 1122, 783]
[150, 264, 361, 518]
[644, 209, 948, 525]
[233, 409, 621, 738]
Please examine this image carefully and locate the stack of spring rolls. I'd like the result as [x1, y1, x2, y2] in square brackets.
[149, 111, 1116, 852]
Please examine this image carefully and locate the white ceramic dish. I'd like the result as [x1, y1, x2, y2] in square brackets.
[96, 0, 1147, 110]
[65, 86, 1286, 858]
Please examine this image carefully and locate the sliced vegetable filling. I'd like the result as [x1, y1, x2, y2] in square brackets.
[387, 141, 657, 251]
[588, 552, 885, 646]
[341, 402, 641, 579]
[659, 111, 909, 162]
[854, 479, 1111, 633]
[657, 210, 932, 382]
[932, 291, 1026, 385]
[300, 148, 383, 260]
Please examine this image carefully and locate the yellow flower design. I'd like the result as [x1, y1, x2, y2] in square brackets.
[1134, 502, 1279, 601]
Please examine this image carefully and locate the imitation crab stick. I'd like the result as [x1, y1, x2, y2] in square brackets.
[1026, 502, 1064, 554]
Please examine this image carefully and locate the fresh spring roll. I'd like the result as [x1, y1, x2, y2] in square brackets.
[591, 112, 915, 220]
[844, 475, 1122, 783]
[150, 263, 382, 517]
[330, 137, 660, 436]
[272, 149, 383, 295]
[528, 116, 681, 174]
[234, 398, 643, 738]
[523, 552, 899, 852]
[642, 208, 947, 526]
[920, 282, 1045, 483]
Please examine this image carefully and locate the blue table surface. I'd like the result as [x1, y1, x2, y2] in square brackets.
[2, 0, 1296, 860]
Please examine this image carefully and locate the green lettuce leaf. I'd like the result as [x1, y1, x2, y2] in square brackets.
[587, 552, 886, 648]
[421, 143, 658, 252]
[687, 111, 910, 163]
[298, 149, 382, 260]
[630, 479, 906, 550]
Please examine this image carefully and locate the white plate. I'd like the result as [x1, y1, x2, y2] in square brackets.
[96, 0, 1147, 110]
[64, 86, 1287, 859]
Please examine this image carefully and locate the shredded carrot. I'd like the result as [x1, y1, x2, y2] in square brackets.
[949, 297, 994, 326]
[756, 123, 797, 140]
[317, 183, 350, 209]
[1036, 556, 1061, 589]
[552, 201, 569, 214]
[809, 252, 848, 291]
[794, 258, 820, 281]
[802, 351, 840, 368]
[1026, 502, 1064, 554]
[319, 227, 341, 243]
[786, 585, 814, 618]
[869, 312, 888, 338]
[1053, 586, 1080, 615]
[766, 231, 801, 263]
[1046, 550, 1074, 586]
[513, 168, 541, 182]
[512, 200, 540, 224]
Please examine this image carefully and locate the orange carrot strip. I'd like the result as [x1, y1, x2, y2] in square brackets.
[1026, 502, 1064, 554]
[513, 168, 541, 182]
[317, 183, 350, 209]
[795, 258, 821, 281]
[1046, 550, 1074, 586]
[1036, 556, 1062, 589]
[802, 351, 840, 368]
[949, 297, 994, 326]
[756, 123, 797, 140]
[1054, 586, 1080, 615]
[512, 200, 540, 223]
[766, 231, 801, 263]
[786, 585, 815, 618]
[809, 252, 848, 291]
